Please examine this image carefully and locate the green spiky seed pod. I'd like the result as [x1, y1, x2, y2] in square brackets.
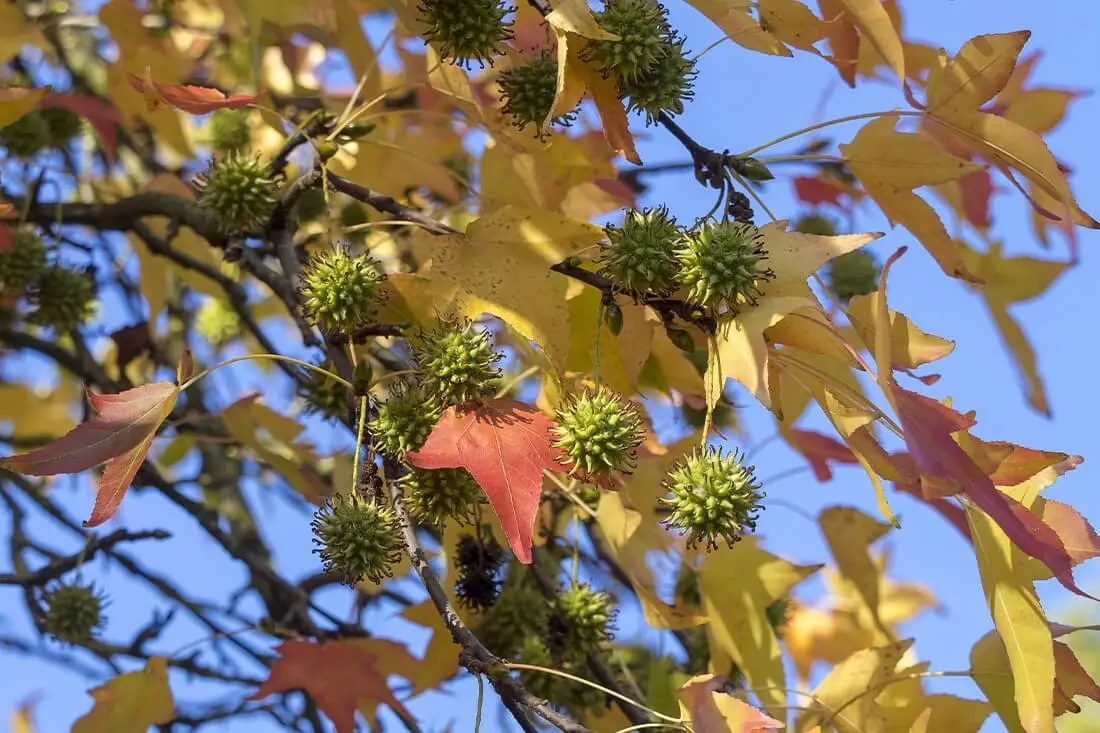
[585, 0, 672, 81]
[39, 107, 84, 147]
[766, 597, 791, 635]
[516, 636, 607, 711]
[302, 371, 350, 422]
[0, 228, 49, 294]
[620, 40, 697, 124]
[662, 447, 765, 550]
[498, 52, 577, 136]
[194, 297, 242, 346]
[193, 153, 280, 231]
[42, 579, 107, 645]
[675, 221, 774, 312]
[674, 566, 701, 607]
[28, 266, 96, 330]
[401, 467, 483, 526]
[827, 250, 880, 302]
[665, 327, 696, 353]
[554, 584, 616, 655]
[207, 109, 252, 153]
[793, 213, 839, 237]
[415, 323, 503, 406]
[293, 187, 328, 222]
[0, 111, 49, 157]
[552, 386, 644, 478]
[475, 586, 549, 657]
[299, 246, 385, 333]
[311, 493, 402, 586]
[369, 381, 441, 457]
[419, 0, 514, 68]
[599, 206, 682, 295]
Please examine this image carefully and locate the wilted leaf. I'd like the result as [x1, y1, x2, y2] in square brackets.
[407, 399, 561, 563]
[72, 658, 174, 733]
[1, 382, 179, 526]
[250, 640, 413, 733]
[846, 291, 956, 372]
[128, 69, 262, 114]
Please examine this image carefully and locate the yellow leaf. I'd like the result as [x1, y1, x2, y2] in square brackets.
[758, 0, 829, 51]
[841, 116, 985, 189]
[686, 0, 792, 56]
[969, 630, 1026, 733]
[847, 292, 956, 371]
[819, 506, 892, 633]
[567, 289, 656, 393]
[639, 327, 706, 399]
[836, 0, 905, 81]
[795, 639, 913, 732]
[912, 694, 993, 732]
[0, 87, 45, 128]
[929, 108, 1099, 229]
[331, 0, 381, 97]
[677, 674, 785, 731]
[700, 538, 821, 717]
[569, 46, 641, 164]
[966, 499, 1055, 733]
[1002, 89, 1079, 135]
[426, 206, 605, 375]
[958, 242, 1071, 415]
[547, 0, 619, 39]
[925, 32, 1031, 111]
[374, 273, 438, 330]
[72, 657, 174, 733]
[398, 601, 462, 693]
[10, 699, 35, 733]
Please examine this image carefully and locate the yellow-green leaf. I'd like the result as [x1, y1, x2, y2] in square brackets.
[926, 32, 1031, 111]
[836, 0, 905, 82]
[72, 657, 175, 733]
[685, 0, 792, 56]
[819, 506, 892, 633]
[795, 639, 913, 732]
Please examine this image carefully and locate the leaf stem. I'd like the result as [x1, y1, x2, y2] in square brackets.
[738, 110, 923, 157]
[504, 663, 684, 724]
[351, 395, 369, 493]
[179, 354, 352, 392]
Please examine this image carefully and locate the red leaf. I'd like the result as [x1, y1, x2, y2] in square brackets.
[0, 225, 12, 251]
[127, 70, 261, 115]
[890, 384, 1095, 600]
[793, 175, 846, 207]
[959, 169, 994, 228]
[38, 92, 122, 162]
[248, 640, 413, 733]
[1053, 640, 1100, 715]
[0, 382, 178, 526]
[407, 399, 560, 563]
[1040, 499, 1100, 566]
[785, 428, 858, 481]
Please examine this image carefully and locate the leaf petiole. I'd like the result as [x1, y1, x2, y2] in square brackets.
[179, 354, 353, 392]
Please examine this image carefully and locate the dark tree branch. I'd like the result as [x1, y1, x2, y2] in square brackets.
[0, 529, 171, 586]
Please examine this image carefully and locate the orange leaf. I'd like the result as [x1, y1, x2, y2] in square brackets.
[1038, 500, 1100, 567]
[127, 70, 261, 114]
[570, 45, 640, 164]
[1053, 640, 1100, 715]
[677, 674, 785, 732]
[407, 399, 561, 563]
[249, 640, 413, 733]
[1, 382, 178, 526]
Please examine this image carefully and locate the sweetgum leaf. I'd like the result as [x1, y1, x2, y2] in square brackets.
[0, 382, 178, 526]
[127, 69, 261, 114]
[249, 640, 413, 733]
[72, 657, 174, 733]
[407, 398, 561, 563]
[677, 674, 785, 732]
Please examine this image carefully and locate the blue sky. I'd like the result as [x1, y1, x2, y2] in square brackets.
[2, 1, 1099, 732]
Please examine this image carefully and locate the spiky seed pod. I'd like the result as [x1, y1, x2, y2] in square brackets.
[415, 323, 503, 407]
[554, 584, 616, 655]
[0, 111, 49, 157]
[41, 579, 107, 645]
[584, 0, 673, 81]
[662, 447, 765, 550]
[369, 381, 441, 457]
[793, 213, 839, 237]
[28, 266, 96, 330]
[675, 221, 774, 312]
[620, 40, 697, 124]
[665, 327, 696, 353]
[193, 153, 280, 231]
[674, 567, 701, 607]
[208, 109, 252, 153]
[454, 533, 505, 611]
[0, 228, 49, 294]
[311, 493, 402, 586]
[727, 191, 754, 224]
[418, 0, 514, 68]
[475, 586, 549, 657]
[515, 636, 608, 712]
[194, 297, 242, 346]
[293, 187, 328, 222]
[827, 250, 880, 302]
[401, 467, 484, 526]
[552, 387, 644, 479]
[766, 597, 791, 636]
[599, 206, 682, 295]
[498, 52, 578, 136]
[39, 107, 84, 147]
[301, 371, 350, 422]
[299, 247, 385, 333]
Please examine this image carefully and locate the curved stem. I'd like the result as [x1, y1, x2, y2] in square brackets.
[179, 354, 352, 392]
[505, 663, 684, 724]
[738, 110, 923, 157]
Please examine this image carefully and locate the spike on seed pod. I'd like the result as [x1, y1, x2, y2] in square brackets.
[554, 583, 617, 655]
[497, 51, 578, 137]
[193, 153, 280, 231]
[207, 109, 251, 153]
[413, 322, 503, 407]
[369, 381, 441, 458]
[584, 0, 673, 81]
[619, 39, 697, 125]
[28, 265, 96, 331]
[793, 212, 839, 237]
[0, 110, 50, 157]
[298, 246, 385, 333]
[418, 0, 515, 69]
[195, 297, 242, 346]
[401, 466, 484, 527]
[454, 533, 505, 611]
[311, 492, 402, 586]
[675, 221, 774, 312]
[661, 446, 765, 550]
[0, 228, 49, 295]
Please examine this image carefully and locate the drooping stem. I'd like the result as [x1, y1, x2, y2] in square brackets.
[179, 354, 353, 392]
[738, 110, 923, 157]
